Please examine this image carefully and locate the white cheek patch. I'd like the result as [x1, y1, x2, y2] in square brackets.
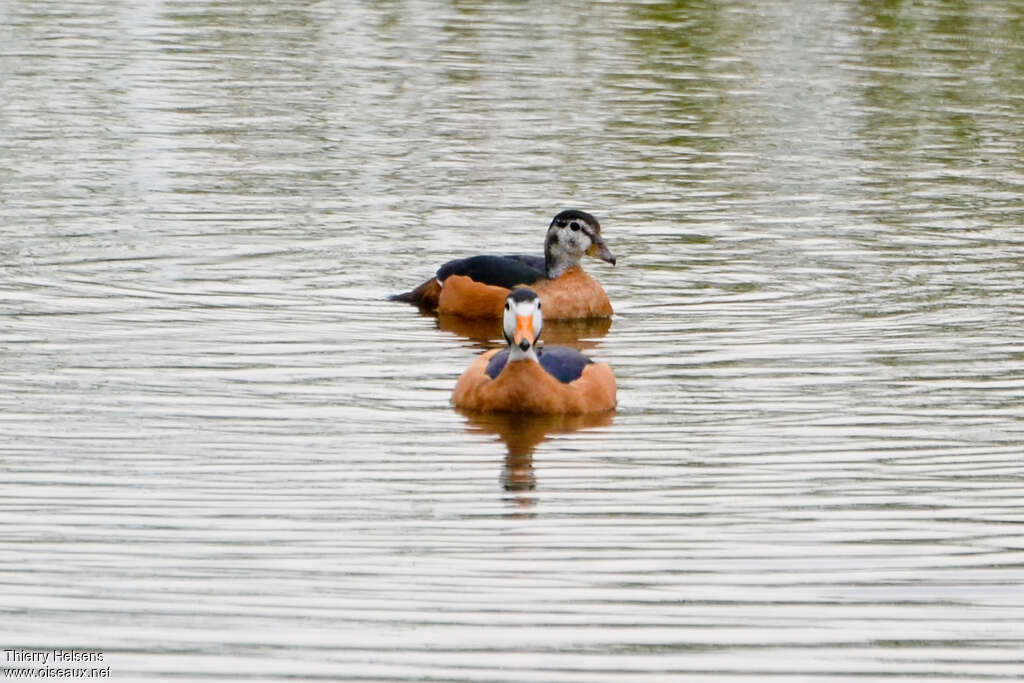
[503, 308, 516, 339]
[553, 230, 573, 251]
[562, 225, 591, 251]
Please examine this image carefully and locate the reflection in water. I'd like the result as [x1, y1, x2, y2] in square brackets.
[457, 408, 615, 506]
[434, 311, 612, 349]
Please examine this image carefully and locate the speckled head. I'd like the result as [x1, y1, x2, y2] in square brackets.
[544, 210, 615, 278]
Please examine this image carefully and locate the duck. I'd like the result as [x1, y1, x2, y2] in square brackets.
[452, 288, 617, 414]
[390, 209, 615, 319]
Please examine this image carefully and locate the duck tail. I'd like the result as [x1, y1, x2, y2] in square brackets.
[389, 277, 442, 309]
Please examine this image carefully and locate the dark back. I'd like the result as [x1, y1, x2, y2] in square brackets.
[437, 255, 545, 289]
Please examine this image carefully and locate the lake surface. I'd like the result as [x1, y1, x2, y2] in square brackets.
[2, 0, 1023, 680]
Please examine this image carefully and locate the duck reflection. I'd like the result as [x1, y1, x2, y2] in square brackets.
[456, 409, 615, 507]
[434, 312, 611, 350]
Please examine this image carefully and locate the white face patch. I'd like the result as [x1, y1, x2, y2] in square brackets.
[502, 300, 517, 342]
[503, 295, 544, 361]
[503, 298, 541, 338]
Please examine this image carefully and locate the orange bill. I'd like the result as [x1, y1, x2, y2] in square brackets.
[514, 314, 534, 346]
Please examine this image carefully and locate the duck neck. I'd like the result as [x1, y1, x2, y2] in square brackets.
[508, 343, 539, 363]
[544, 248, 580, 279]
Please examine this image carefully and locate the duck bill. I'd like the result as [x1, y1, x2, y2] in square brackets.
[587, 237, 616, 265]
[513, 314, 534, 349]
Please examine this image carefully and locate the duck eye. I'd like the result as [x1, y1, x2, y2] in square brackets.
[570, 222, 581, 231]
[505, 301, 511, 310]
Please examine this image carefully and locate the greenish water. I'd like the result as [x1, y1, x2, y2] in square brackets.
[2, 0, 1023, 680]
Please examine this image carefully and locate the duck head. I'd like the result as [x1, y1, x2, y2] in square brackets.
[503, 288, 544, 361]
[544, 209, 616, 278]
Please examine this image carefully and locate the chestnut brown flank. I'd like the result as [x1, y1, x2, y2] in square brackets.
[438, 266, 612, 320]
[453, 348, 617, 414]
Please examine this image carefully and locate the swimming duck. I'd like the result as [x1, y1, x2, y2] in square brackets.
[452, 288, 617, 414]
[391, 209, 615, 319]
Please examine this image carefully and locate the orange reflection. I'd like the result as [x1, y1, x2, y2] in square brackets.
[456, 408, 615, 508]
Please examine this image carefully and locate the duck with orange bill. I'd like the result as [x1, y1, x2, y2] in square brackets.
[391, 210, 615, 320]
[452, 288, 616, 414]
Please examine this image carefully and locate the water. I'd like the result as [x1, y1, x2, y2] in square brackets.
[2, 0, 1023, 680]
